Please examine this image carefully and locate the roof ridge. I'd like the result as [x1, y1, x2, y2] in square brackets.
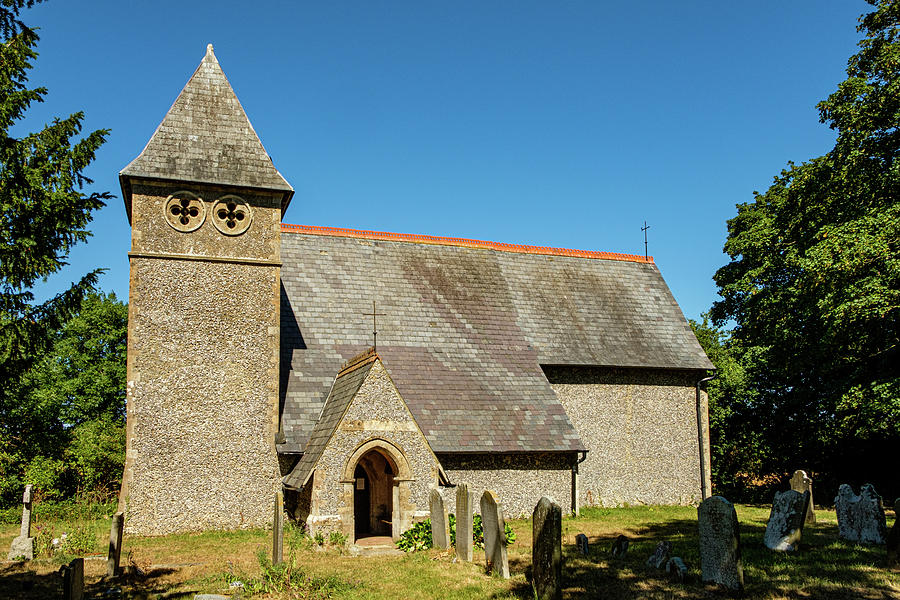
[337, 347, 379, 376]
[281, 223, 654, 264]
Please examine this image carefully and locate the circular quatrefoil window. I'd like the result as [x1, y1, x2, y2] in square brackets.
[164, 191, 206, 232]
[212, 195, 252, 235]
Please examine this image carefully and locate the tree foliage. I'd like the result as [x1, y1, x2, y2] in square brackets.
[711, 0, 900, 499]
[0, 0, 115, 503]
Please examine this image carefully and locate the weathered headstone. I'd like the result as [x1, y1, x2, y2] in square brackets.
[273, 489, 284, 564]
[532, 497, 562, 600]
[62, 557, 84, 600]
[647, 540, 672, 569]
[480, 490, 510, 578]
[107, 511, 125, 578]
[764, 490, 810, 552]
[835, 483, 888, 545]
[455, 484, 474, 562]
[789, 470, 816, 524]
[698, 496, 743, 592]
[430, 488, 450, 550]
[887, 498, 899, 567]
[7, 485, 35, 561]
[610, 534, 629, 557]
[575, 533, 589, 556]
[666, 557, 688, 583]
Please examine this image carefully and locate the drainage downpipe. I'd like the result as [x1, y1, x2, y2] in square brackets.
[696, 373, 716, 500]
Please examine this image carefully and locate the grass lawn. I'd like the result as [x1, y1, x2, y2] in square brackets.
[0, 504, 897, 599]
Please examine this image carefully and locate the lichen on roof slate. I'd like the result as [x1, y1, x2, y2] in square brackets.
[120, 44, 292, 217]
[278, 230, 713, 455]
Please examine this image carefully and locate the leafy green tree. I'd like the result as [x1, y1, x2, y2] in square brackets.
[0, 0, 112, 502]
[711, 0, 900, 499]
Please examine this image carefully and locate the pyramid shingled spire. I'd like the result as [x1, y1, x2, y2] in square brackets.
[120, 44, 293, 219]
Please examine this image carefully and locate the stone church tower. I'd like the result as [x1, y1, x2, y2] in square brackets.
[118, 45, 293, 534]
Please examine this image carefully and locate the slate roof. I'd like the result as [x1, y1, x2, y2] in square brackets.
[119, 45, 293, 220]
[283, 350, 378, 490]
[279, 225, 713, 455]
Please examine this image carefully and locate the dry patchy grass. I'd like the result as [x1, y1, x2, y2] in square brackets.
[0, 504, 897, 599]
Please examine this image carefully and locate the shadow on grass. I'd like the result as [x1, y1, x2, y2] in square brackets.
[0, 562, 182, 600]
[495, 517, 898, 600]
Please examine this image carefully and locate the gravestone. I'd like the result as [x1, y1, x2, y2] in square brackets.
[698, 496, 743, 591]
[532, 497, 562, 600]
[62, 557, 84, 600]
[666, 557, 688, 583]
[107, 512, 125, 578]
[610, 534, 629, 557]
[575, 533, 589, 556]
[764, 490, 810, 551]
[647, 540, 672, 569]
[480, 490, 510, 578]
[430, 488, 450, 550]
[887, 498, 899, 567]
[7, 485, 34, 560]
[456, 484, 474, 562]
[789, 470, 816, 524]
[835, 483, 888, 545]
[273, 489, 284, 564]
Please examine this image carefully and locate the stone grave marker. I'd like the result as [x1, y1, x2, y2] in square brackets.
[532, 496, 562, 600]
[666, 556, 688, 583]
[698, 496, 743, 592]
[575, 533, 589, 556]
[62, 557, 84, 600]
[480, 490, 510, 578]
[456, 484, 474, 562]
[647, 540, 672, 569]
[835, 483, 888, 545]
[430, 488, 450, 550]
[764, 490, 810, 551]
[789, 470, 816, 524]
[7, 484, 35, 561]
[107, 511, 125, 578]
[887, 498, 899, 567]
[273, 489, 284, 564]
[610, 534, 629, 557]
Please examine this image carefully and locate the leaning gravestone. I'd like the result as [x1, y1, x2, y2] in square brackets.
[532, 497, 562, 600]
[610, 534, 629, 557]
[790, 470, 816, 524]
[887, 498, 899, 567]
[107, 511, 125, 578]
[575, 533, 589, 556]
[647, 540, 672, 569]
[764, 490, 810, 551]
[835, 484, 888, 545]
[62, 557, 84, 600]
[666, 556, 688, 583]
[480, 490, 510, 578]
[698, 496, 743, 592]
[7, 485, 35, 561]
[456, 484, 474, 562]
[430, 488, 450, 550]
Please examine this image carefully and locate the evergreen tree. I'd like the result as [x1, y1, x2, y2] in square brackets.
[0, 0, 112, 502]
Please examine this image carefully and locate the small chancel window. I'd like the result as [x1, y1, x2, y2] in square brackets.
[164, 191, 205, 232]
[212, 194, 252, 235]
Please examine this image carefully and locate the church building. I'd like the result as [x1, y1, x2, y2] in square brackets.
[117, 46, 714, 539]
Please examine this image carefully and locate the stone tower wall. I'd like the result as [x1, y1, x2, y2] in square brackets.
[120, 180, 282, 535]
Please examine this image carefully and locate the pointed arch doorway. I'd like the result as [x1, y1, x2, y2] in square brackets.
[342, 439, 414, 543]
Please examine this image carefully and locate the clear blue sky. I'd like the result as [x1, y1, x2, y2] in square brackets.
[23, 0, 869, 322]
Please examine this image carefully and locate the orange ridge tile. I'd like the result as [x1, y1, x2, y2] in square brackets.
[281, 223, 654, 264]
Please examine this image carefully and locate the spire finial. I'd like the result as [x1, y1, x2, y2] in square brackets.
[206, 43, 214, 55]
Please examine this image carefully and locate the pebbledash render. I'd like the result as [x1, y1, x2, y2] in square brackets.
[118, 45, 714, 538]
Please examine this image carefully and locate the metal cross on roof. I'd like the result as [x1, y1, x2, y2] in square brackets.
[362, 301, 386, 353]
[642, 220, 651, 260]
